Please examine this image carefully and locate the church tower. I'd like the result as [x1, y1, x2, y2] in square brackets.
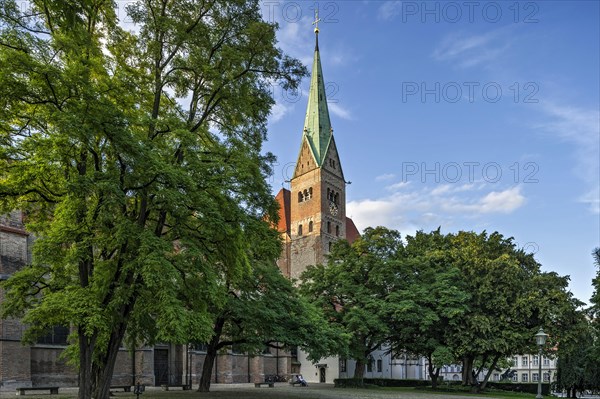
[285, 17, 352, 280]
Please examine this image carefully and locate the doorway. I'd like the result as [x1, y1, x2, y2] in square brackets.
[319, 367, 326, 383]
[154, 349, 169, 386]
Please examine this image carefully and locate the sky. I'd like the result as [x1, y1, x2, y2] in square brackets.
[260, 1, 600, 304]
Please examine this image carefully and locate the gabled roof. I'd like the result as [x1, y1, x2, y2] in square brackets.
[302, 33, 333, 167]
[274, 188, 291, 234]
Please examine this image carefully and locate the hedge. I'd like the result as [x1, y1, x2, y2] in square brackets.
[333, 378, 431, 388]
[486, 382, 550, 395]
[333, 378, 550, 394]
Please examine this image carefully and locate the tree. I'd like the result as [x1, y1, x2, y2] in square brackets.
[388, 229, 469, 389]
[300, 226, 403, 380]
[0, 1, 305, 398]
[196, 261, 341, 392]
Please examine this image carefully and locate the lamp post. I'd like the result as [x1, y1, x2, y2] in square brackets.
[534, 328, 548, 399]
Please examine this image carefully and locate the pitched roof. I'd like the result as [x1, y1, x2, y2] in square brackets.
[274, 188, 291, 234]
[346, 217, 360, 244]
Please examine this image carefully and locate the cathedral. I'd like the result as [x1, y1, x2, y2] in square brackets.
[0, 19, 361, 389]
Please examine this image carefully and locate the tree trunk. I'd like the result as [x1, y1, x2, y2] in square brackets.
[427, 354, 440, 389]
[197, 316, 225, 392]
[353, 359, 365, 380]
[92, 320, 129, 399]
[198, 347, 217, 392]
[461, 356, 473, 386]
[78, 331, 95, 399]
[479, 354, 501, 392]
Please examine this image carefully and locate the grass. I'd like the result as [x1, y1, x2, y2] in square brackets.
[0, 384, 547, 399]
[382, 386, 540, 398]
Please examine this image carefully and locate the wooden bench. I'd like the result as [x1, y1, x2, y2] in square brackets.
[16, 387, 59, 395]
[160, 385, 191, 391]
[254, 382, 275, 388]
[110, 386, 132, 392]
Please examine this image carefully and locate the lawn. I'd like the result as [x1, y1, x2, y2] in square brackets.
[1, 384, 545, 399]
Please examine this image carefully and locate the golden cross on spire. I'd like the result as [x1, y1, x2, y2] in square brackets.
[312, 9, 321, 34]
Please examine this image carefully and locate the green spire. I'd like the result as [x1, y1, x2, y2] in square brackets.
[302, 22, 332, 167]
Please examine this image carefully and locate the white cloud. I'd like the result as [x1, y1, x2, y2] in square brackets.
[375, 173, 396, 181]
[377, 1, 402, 21]
[536, 102, 600, 214]
[432, 27, 513, 68]
[347, 185, 526, 233]
[386, 181, 411, 191]
[328, 102, 353, 120]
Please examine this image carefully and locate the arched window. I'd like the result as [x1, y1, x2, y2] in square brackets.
[309, 187, 313, 197]
[304, 189, 309, 200]
[334, 193, 339, 205]
[298, 192, 303, 203]
[327, 221, 331, 233]
[308, 221, 313, 233]
[335, 225, 340, 237]
[298, 224, 303, 236]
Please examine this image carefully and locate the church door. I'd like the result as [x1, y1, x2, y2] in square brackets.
[154, 349, 169, 386]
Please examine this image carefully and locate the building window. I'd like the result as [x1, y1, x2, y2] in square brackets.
[366, 356, 373, 373]
[512, 373, 518, 382]
[376, 359, 382, 373]
[532, 373, 539, 382]
[309, 187, 313, 198]
[37, 326, 69, 345]
[327, 221, 331, 233]
[334, 192, 339, 205]
[335, 225, 340, 237]
[191, 342, 208, 352]
[533, 355, 539, 366]
[522, 356, 528, 367]
[298, 192, 303, 202]
[522, 373, 528, 382]
[328, 241, 332, 251]
[543, 372, 550, 382]
[543, 357, 550, 366]
[308, 221, 313, 232]
[493, 373, 500, 381]
[340, 359, 347, 373]
[512, 357, 518, 367]
[298, 224, 303, 236]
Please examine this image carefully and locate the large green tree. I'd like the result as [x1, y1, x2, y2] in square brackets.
[388, 229, 469, 389]
[300, 226, 403, 379]
[0, 1, 305, 398]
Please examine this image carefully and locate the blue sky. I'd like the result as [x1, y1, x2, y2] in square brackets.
[261, 1, 600, 304]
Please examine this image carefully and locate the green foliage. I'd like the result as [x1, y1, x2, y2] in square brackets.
[300, 227, 404, 373]
[0, 1, 306, 398]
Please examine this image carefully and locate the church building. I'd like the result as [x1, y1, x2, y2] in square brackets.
[273, 18, 360, 384]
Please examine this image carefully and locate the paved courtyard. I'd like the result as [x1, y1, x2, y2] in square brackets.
[0, 384, 506, 399]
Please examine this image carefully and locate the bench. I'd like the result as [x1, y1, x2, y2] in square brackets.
[110, 386, 132, 392]
[160, 385, 191, 391]
[16, 387, 59, 395]
[254, 382, 275, 388]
